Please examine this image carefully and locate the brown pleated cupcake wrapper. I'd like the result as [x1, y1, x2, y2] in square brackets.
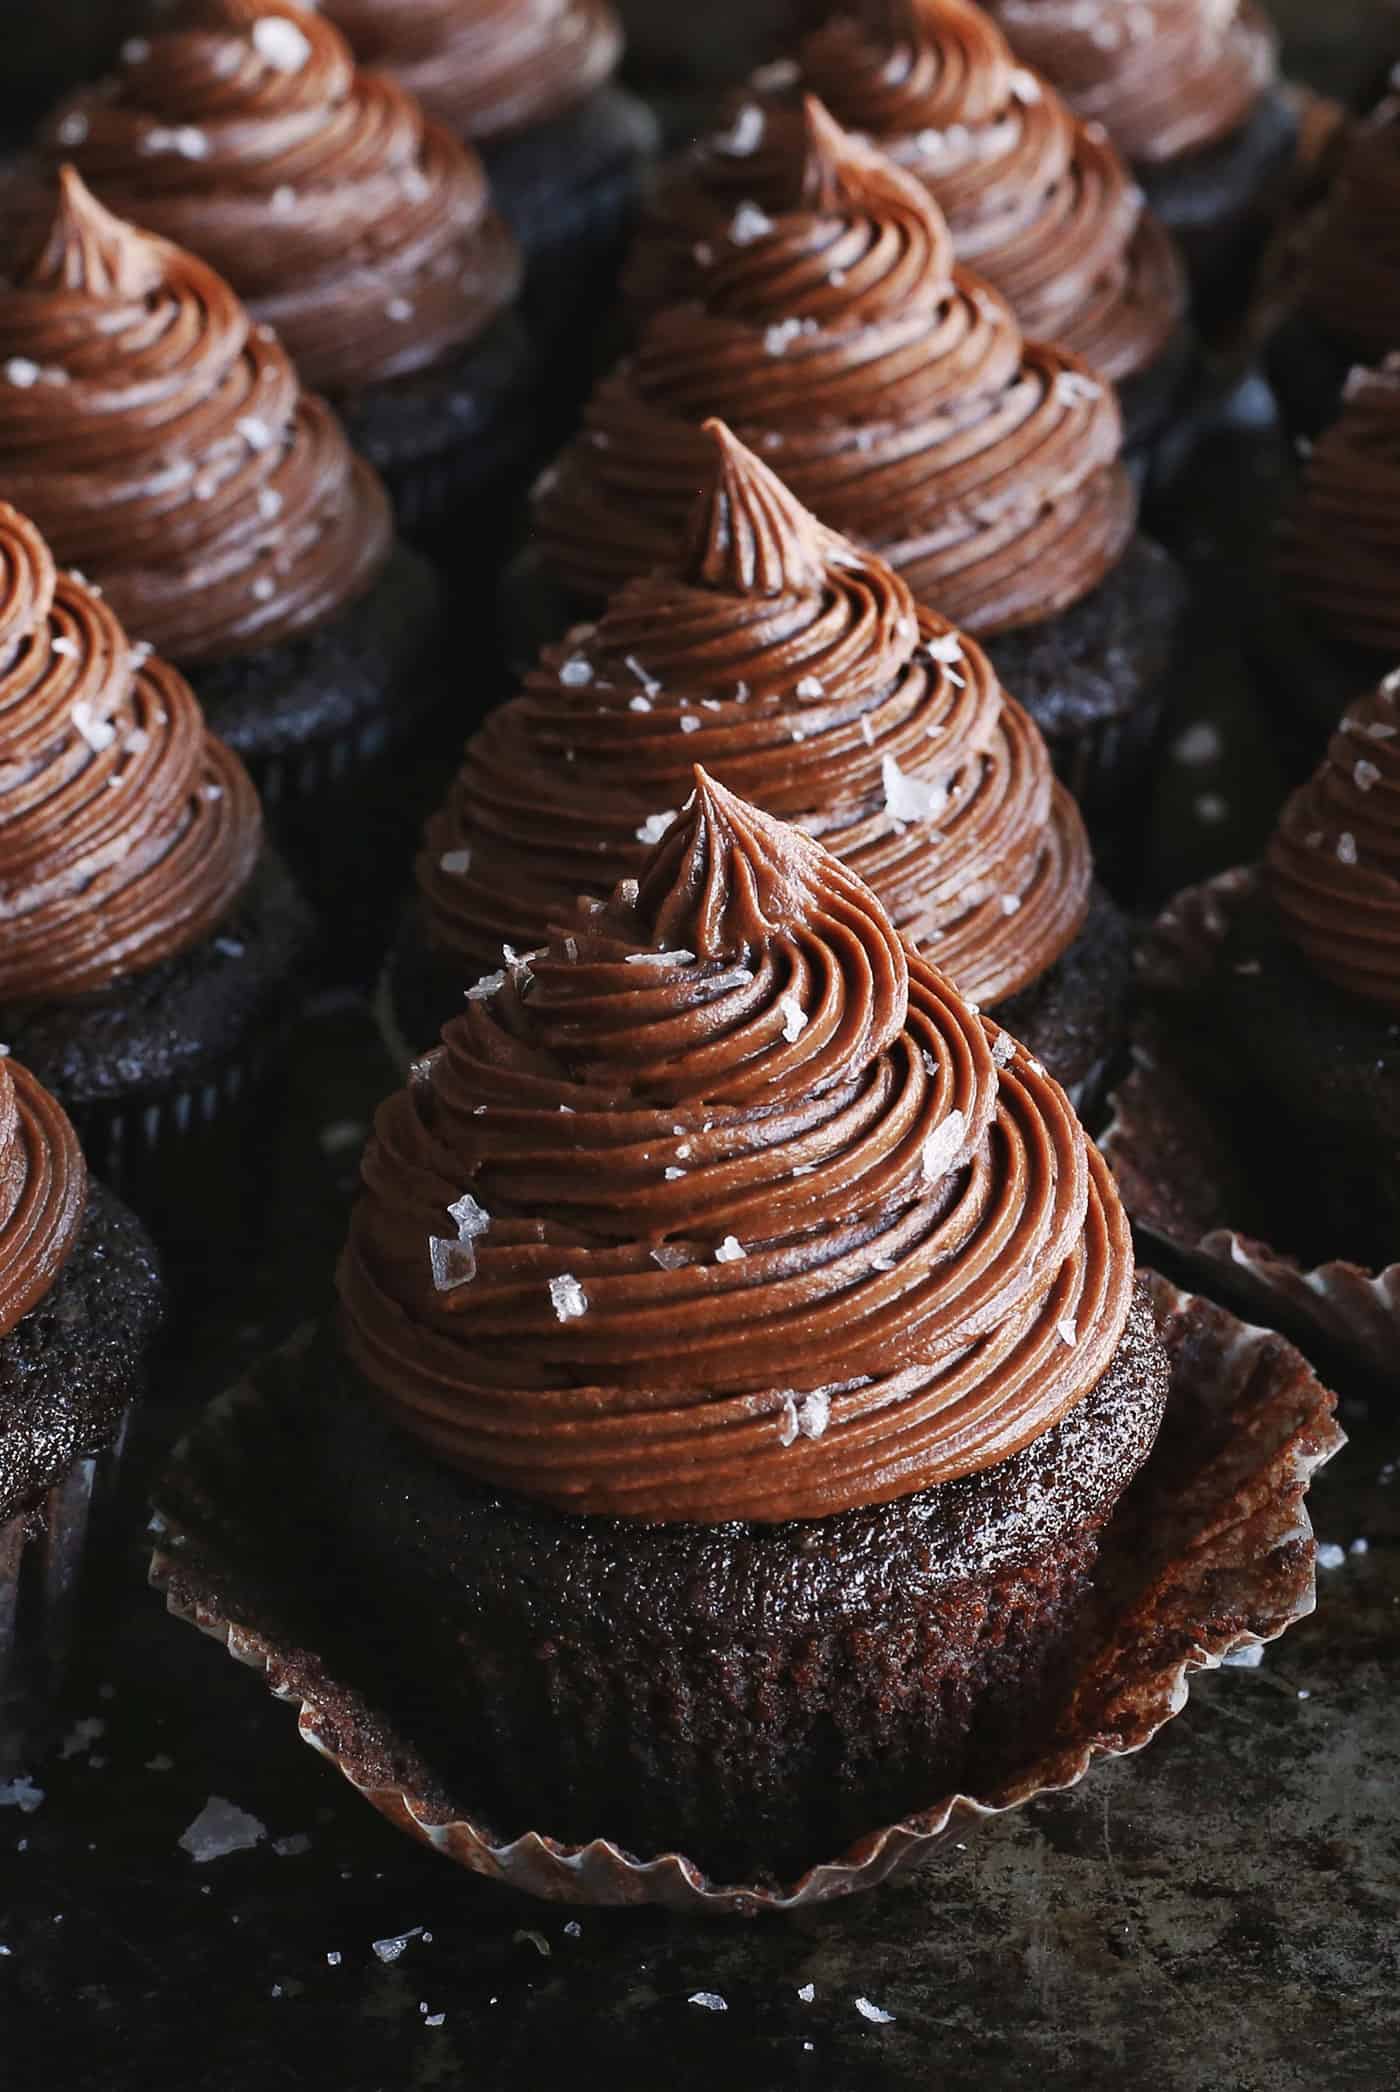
[147, 1279, 1340, 1914]
[0, 1409, 132, 1774]
[247, 714, 396, 813]
[70, 1047, 268, 1193]
[1103, 865, 1400, 1384]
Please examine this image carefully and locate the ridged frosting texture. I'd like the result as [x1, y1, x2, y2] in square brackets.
[538, 97, 1134, 633]
[988, 1, 1276, 164]
[0, 1058, 86, 1339]
[321, 0, 621, 141]
[1267, 673, 1400, 1010]
[1294, 96, 1400, 364]
[1279, 359, 1400, 657]
[427, 421, 1090, 1010]
[38, 0, 522, 397]
[0, 502, 260, 1000]
[0, 168, 391, 666]
[624, 0, 1184, 387]
[342, 771, 1135, 1524]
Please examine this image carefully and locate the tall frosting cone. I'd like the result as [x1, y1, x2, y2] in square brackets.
[422, 421, 1091, 1014]
[537, 96, 1134, 630]
[344, 771, 1134, 1522]
[0, 168, 390, 665]
[37, 1, 521, 395]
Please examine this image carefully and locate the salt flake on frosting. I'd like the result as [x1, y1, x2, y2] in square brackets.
[466, 969, 506, 1001]
[922, 1110, 967, 1182]
[429, 1236, 476, 1292]
[447, 1193, 490, 1243]
[252, 17, 312, 72]
[440, 847, 472, 875]
[779, 994, 808, 1043]
[635, 811, 677, 846]
[1336, 831, 1359, 865]
[883, 754, 947, 827]
[715, 1236, 746, 1263]
[714, 104, 764, 157]
[71, 702, 115, 752]
[548, 1275, 587, 1321]
[729, 201, 774, 245]
[559, 655, 593, 687]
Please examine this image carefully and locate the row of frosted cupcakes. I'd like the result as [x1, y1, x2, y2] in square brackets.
[0, 2, 1382, 1899]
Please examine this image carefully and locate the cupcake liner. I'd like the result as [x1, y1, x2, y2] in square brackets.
[0, 1408, 132, 1774]
[1102, 866, 1400, 1384]
[245, 712, 397, 815]
[148, 1280, 1340, 1914]
[66, 1044, 270, 1194]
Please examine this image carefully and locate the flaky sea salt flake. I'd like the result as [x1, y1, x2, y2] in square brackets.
[883, 752, 947, 826]
[372, 1927, 424, 1964]
[71, 702, 115, 752]
[4, 359, 39, 389]
[855, 1997, 896, 2025]
[715, 1236, 746, 1263]
[236, 416, 274, 451]
[466, 968, 506, 1001]
[635, 810, 677, 845]
[715, 104, 764, 156]
[729, 201, 773, 245]
[440, 847, 472, 874]
[779, 993, 808, 1043]
[549, 1274, 587, 1321]
[179, 1797, 266, 1863]
[922, 1109, 967, 1181]
[1057, 1317, 1077, 1347]
[429, 1236, 476, 1291]
[252, 16, 313, 71]
[1337, 831, 1359, 865]
[559, 653, 593, 687]
[689, 1992, 727, 2012]
[1354, 759, 1381, 792]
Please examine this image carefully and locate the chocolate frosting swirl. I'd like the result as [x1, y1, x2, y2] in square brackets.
[0, 168, 391, 666]
[539, 98, 1135, 633]
[625, 0, 1183, 387]
[343, 771, 1134, 1524]
[1278, 358, 1400, 657]
[0, 1057, 86, 1339]
[1293, 96, 1400, 364]
[321, 0, 621, 142]
[429, 421, 1090, 1009]
[39, 1, 521, 397]
[987, 2, 1275, 165]
[1267, 673, 1400, 1010]
[0, 502, 260, 1000]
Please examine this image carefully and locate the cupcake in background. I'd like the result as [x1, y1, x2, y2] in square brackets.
[0, 1056, 163, 1770]
[519, 100, 1189, 827]
[321, 0, 658, 401]
[208, 771, 1170, 1883]
[1108, 670, 1400, 1381]
[0, 169, 447, 940]
[984, 1, 1297, 332]
[1249, 358, 1400, 767]
[1263, 93, 1400, 441]
[397, 421, 1134, 1113]
[623, 0, 1190, 460]
[0, 501, 313, 1197]
[30, 0, 537, 544]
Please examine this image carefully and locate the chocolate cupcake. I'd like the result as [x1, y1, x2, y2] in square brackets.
[199, 773, 1167, 1884]
[984, 2, 1297, 333]
[31, 1, 536, 543]
[0, 169, 446, 932]
[0, 501, 312, 1196]
[1262, 92, 1400, 443]
[320, 0, 658, 407]
[520, 100, 1189, 821]
[1250, 358, 1400, 767]
[1, 1057, 163, 1769]
[1108, 671, 1400, 1380]
[622, 0, 1190, 458]
[398, 421, 1132, 1110]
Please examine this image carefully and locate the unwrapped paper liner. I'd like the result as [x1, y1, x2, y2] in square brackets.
[1104, 866, 1400, 1383]
[147, 1275, 1339, 1913]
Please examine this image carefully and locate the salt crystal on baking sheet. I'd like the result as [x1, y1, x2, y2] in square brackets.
[372, 1927, 423, 1964]
[272, 1833, 311, 1857]
[440, 847, 472, 874]
[689, 1992, 727, 2011]
[798, 1983, 815, 2003]
[855, 1997, 895, 2024]
[179, 1798, 265, 1863]
[0, 1778, 44, 1814]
